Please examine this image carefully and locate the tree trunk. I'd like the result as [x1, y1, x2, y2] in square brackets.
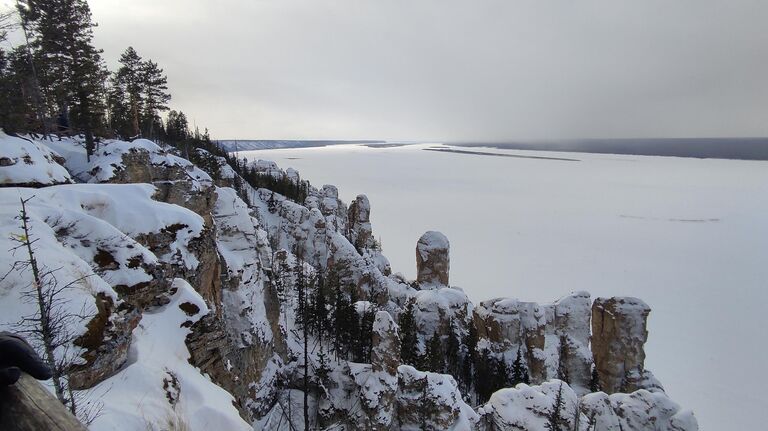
[0, 374, 87, 431]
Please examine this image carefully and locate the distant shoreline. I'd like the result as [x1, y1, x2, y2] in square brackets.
[220, 137, 768, 161]
[451, 138, 768, 161]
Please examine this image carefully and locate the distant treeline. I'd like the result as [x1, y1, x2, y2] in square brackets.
[454, 138, 768, 161]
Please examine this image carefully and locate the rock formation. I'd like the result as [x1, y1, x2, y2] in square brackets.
[416, 231, 450, 287]
[592, 297, 652, 393]
[360, 311, 400, 430]
[348, 194, 374, 252]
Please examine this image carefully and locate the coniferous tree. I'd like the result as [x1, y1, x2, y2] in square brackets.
[461, 322, 478, 396]
[398, 301, 418, 366]
[0, 47, 40, 133]
[475, 349, 494, 403]
[589, 364, 601, 393]
[139, 59, 170, 140]
[18, 0, 107, 157]
[110, 46, 143, 137]
[511, 346, 530, 386]
[355, 305, 376, 363]
[424, 331, 444, 373]
[545, 381, 567, 431]
[331, 283, 352, 359]
[445, 323, 461, 380]
[557, 335, 570, 384]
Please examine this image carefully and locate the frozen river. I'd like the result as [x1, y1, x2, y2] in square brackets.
[242, 143, 768, 429]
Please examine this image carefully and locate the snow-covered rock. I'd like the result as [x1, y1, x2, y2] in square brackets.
[0, 132, 72, 187]
[359, 311, 400, 430]
[580, 389, 698, 430]
[473, 292, 593, 390]
[477, 380, 581, 431]
[89, 279, 251, 431]
[184, 186, 283, 419]
[396, 365, 478, 430]
[416, 231, 450, 287]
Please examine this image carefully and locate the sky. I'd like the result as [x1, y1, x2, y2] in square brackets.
[84, 0, 768, 141]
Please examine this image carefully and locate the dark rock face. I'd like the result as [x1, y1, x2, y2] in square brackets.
[592, 297, 650, 393]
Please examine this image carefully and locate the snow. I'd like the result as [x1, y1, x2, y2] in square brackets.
[580, 390, 698, 430]
[28, 183, 205, 270]
[417, 230, 449, 261]
[43, 136, 212, 187]
[0, 188, 117, 367]
[0, 132, 72, 186]
[243, 142, 768, 429]
[89, 279, 251, 431]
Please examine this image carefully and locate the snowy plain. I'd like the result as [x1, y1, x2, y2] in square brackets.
[242, 143, 768, 430]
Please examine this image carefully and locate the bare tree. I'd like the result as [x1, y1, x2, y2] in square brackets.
[5, 196, 92, 420]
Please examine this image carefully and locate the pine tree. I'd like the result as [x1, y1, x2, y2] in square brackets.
[424, 331, 444, 373]
[557, 335, 570, 384]
[445, 322, 461, 380]
[493, 355, 510, 392]
[475, 349, 493, 403]
[461, 322, 478, 396]
[331, 283, 353, 360]
[398, 301, 418, 366]
[589, 365, 601, 393]
[545, 381, 567, 431]
[140, 59, 170, 140]
[510, 346, 530, 386]
[18, 0, 107, 157]
[111, 46, 143, 137]
[355, 305, 376, 363]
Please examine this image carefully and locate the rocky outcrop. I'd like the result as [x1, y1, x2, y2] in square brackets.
[360, 311, 400, 430]
[183, 186, 283, 420]
[472, 292, 592, 388]
[553, 292, 593, 391]
[477, 380, 580, 431]
[68, 296, 140, 390]
[348, 194, 374, 252]
[396, 365, 478, 430]
[309, 184, 349, 234]
[591, 297, 651, 394]
[416, 231, 450, 287]
[580, 389, 698, 430]
[0, 374, 87, 431]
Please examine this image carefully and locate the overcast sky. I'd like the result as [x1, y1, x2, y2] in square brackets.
[87, 0, 768, 141]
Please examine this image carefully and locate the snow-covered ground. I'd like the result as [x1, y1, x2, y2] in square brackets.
[242, 143, 768, 430]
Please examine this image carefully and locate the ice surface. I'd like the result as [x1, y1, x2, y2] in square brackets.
[243, 142, 768, 429]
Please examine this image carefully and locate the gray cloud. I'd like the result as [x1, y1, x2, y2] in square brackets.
[89, 0, 768, 140]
